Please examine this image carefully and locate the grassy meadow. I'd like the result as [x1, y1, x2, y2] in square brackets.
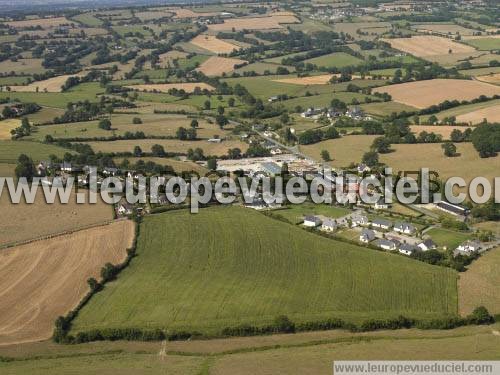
[71, 206, 458, 335]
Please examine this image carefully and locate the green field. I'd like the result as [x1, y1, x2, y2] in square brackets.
[281, 92, 379, 111]
[72, 13, 104, 27]
[71, 206, 457, 335]
[463, 38, 500, 51]
[425, 228, 472, 251]
[360, 101, 419, 117]
[0, 140, 70, 164]
[0, 83, 103, 108]
[304, 52, 363, 69]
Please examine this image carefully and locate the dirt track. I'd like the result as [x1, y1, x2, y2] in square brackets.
[0, 220, 134, 346]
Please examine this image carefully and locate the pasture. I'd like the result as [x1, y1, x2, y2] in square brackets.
[459, 247, 500, 316]
[304, 52, 363, 69]
[372, 79, 500, 109]
[424, 228, 471, 251]
[0, 140, 69, 164]
[125, 82, 214, 93]
[360, 101, 418, 117]
[5, 17, 70, 29]
[70, 207, 457, 335]
[189, 34, 240, 54]
[1, 324, 500, 373]
[207, 15, 299, 31]
[379, 142, 499, 184]
[0, 220, 134, 345]
[196, 56, 246, 76]
[464, 38, 500, 51]
[84, 138, 248, 156]
[26, 114, 229, 141]
[300, 135, 377, 168]
[0, 189, 114, 246]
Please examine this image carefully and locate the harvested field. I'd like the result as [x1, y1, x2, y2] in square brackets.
[125, 82, 214, 93]
[372, 79, 500, 109]
[5, 17, 70, 29]
[7, 73, 84, 93]
[413, 24, 479, 36]
[0, 220, 134, 345]
[0, 59, 45, 75]
[381, 36, 476, 57]
[476, 73, 500, 85]
[190, 34, 240, 54]
[84, 138, 248, 156]
[409, 125, 475, 140]
[379, 142, 499, 184]
[300, 135, 377, 168]
[273, 74, 334, 85]
[456, 105, 500, 124]
[0, 119, 19, 140]
[172, 8, 217, 18]
[158, 50, 188, 68]
[459, 247, 500, 316]
[208, 15, 299, 31]
[0, 190, 113, 246]
[196, 56, 246, 76]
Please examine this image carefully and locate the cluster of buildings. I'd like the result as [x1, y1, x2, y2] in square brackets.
[300, 106, 371, 121]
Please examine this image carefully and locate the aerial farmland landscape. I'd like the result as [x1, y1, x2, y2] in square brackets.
[0, 0, 499, 374]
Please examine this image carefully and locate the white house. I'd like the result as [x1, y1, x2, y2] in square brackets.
[399, 243, 418, 256]
[303, 215, 322, 227]
[117, 202, 133, 215]
[375, 239, 397, 251]
[456, 240, 482, 254]
[360, 228, 375, 243]
[394, 222, 416, 235]
[418, 239, 437, 251]
[352, 215, 369, 227]
[357, 163, 371, 174]
[208, 138, 222, 143]
[321, 219, 337, 232]
[371, 218, 392, 230]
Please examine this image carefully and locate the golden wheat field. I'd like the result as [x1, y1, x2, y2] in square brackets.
[196, 56, 247, 76]
[0, 220, 135, 346]
[125, 82, 215, 93]
[372, 79, 500, 108]
[190, 34, 241, 54]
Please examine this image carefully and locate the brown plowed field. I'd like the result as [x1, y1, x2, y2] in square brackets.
[0, 220, 135, 346]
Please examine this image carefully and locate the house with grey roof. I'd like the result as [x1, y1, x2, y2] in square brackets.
[371, 218, 392, 230]
[375, 238, 397, 251]
[418, 239, 437, 251]
[456, 240, 482, 254]
[321, 219, 337, 232]
[360, 228, 376, 243]
[394, 222, 416, 235]
[399, 243, 418, 256]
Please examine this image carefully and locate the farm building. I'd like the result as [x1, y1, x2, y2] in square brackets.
[436, 201, 470, 216]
